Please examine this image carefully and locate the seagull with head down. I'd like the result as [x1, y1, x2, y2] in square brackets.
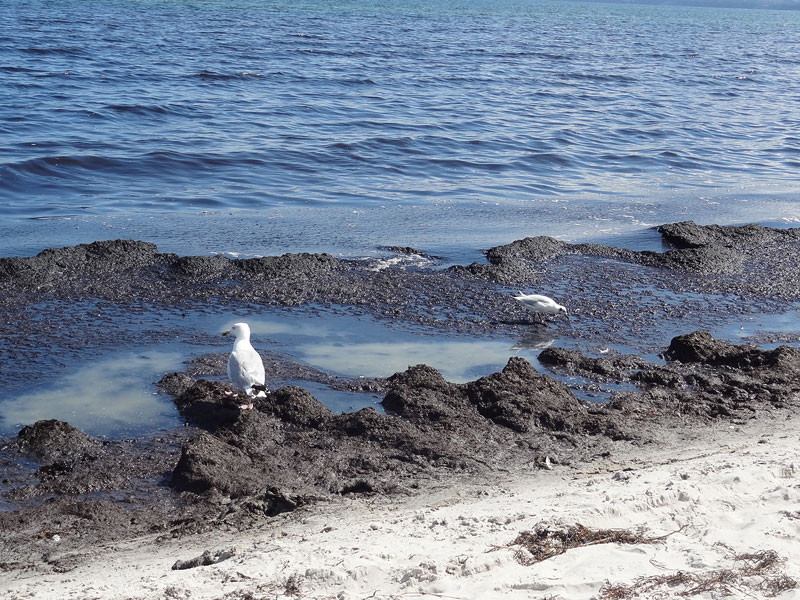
[513, 292, 570, 325]
[222, 322, 266, 409]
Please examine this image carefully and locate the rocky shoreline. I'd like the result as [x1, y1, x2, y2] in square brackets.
[1, 221, 799, 576]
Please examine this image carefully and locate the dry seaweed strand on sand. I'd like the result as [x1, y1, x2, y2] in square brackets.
[503, 522, 686, 565]
[598, 547, 797, 599]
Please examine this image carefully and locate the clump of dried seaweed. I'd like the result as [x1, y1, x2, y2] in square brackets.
[507, 521, 681, 566]
[599, 548, 797, 599]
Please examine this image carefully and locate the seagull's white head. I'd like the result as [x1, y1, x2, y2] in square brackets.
[222, 322, 251, 339]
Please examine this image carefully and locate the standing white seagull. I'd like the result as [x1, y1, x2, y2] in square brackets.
[222, 322, 266, 406]
[513, 292, 570, 325]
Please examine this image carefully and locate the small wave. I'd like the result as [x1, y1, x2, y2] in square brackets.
[22, 46, 86, 56]
[516, 152, 572, 168]
[359, 252, 435, 272]
[27, 215, 80, 221]
[330, 136, 418, 154]
[341, 77, 376, 85]
[507, 181, 562, 195]
[2, 150, 270, 185]
[5, 155, 118, 178]
[106, 104, 170, 115]
[193, 71, 263, 80]
[560, 72, 637, 84]
[427, 157, 510, 172]
[494, 51, 569, 61]
[614, 127, 669, 140]
[140, 150, 269, 170]
[101, 103, 199, 119]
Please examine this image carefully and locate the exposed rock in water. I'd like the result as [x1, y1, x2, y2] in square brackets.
[0, 240, 161, 286]
[453, 221, 800, 299]
[4, 420, 190, 504]
[541, 330, 800, 418]
[167, 354, 626, 506]
[657, 221, 800, 249]
[538, 348, 649, 382]
[382, 364, 471, 426]
[665, 330, 800, 376]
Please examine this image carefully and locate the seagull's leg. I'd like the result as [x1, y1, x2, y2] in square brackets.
[238, 388, 255, 410]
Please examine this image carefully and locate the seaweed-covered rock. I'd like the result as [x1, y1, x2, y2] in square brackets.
[639, 244, 744, 275]
[657, 221, 800, 249]
[254, 386, 332, 429]
[170, 255, 230, 280]
[382, 364, 470, 425]
[173, 380, 243, 430]
[463, 221, 800, 291]
[14, 420, 101, 462]
[465, 357, 584, 433]
[0, 240, 162, 286]
[486, 236, 568, 264]
[665, 330, 800, 376]
[235, 252, 340, 279]
[157, 371, 196, 398]
[171, 432, 263, 497]
[538, 348, 648, 381]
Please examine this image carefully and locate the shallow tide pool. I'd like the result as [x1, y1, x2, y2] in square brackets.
[1, 307, 797, 439]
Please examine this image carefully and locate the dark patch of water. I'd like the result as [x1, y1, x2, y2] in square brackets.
[282, 380, 384, 415]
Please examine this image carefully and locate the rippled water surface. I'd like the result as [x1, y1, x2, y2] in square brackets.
[2, 0, 800, 255]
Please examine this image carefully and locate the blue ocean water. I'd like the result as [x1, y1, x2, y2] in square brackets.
[1, 0, 799, 260]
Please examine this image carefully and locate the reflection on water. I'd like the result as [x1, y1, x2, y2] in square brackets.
[0, 351, 184, 438]
[716, 310, 800, 345]
[511, 332, 556, 352]
[284, 380, 384, 415]
[298, 339, 536, 382]
[240, 312, 555, 383]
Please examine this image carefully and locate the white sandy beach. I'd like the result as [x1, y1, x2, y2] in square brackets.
[5, 410, 800, 600]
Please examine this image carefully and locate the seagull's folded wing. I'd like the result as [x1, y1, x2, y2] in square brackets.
[232, 350, 265, 386]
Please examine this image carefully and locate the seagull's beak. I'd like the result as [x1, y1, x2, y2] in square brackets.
[222, 329, 231, 336]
